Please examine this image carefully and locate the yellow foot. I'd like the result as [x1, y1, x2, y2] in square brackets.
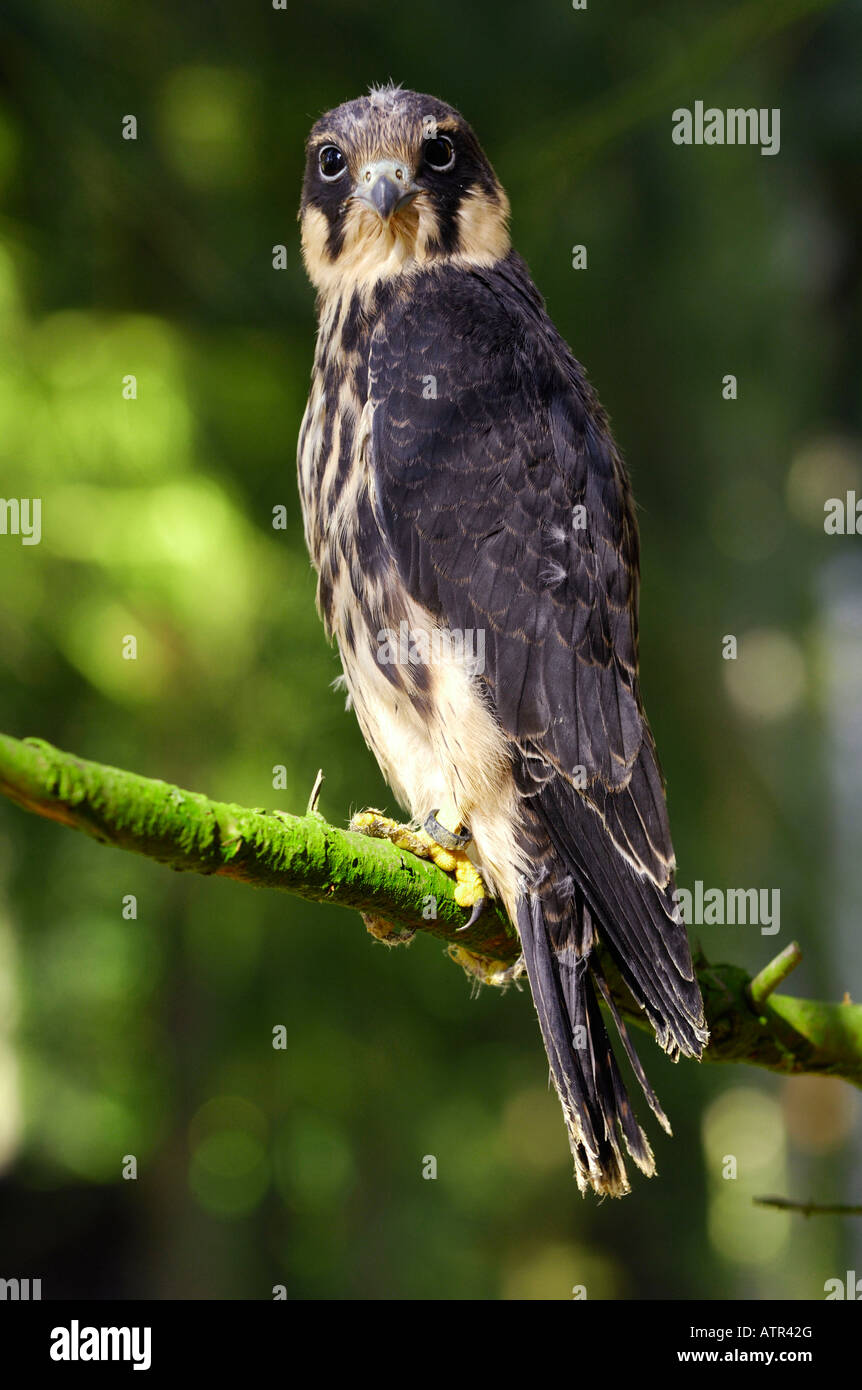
[416, 831, 486, 914]
[360, 911, 416, 947]
[447, 943, 526, 989]
[350, 809, 430, 857]
[348, 811, 422, 947]
[350, 807, 487, 927]
[419, 807, 487, 924]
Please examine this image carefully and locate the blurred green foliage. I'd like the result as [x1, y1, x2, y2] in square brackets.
[0, 0, 860, 1299]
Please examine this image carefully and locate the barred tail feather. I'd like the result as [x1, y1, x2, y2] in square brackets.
[517, 892, 662, 1198]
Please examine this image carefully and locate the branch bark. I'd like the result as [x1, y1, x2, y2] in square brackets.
[753, 1196, 862, 1218]
[1, 731, 860, 1087]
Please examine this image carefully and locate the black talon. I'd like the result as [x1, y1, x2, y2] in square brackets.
[459, 896, 487, 931]
[423, 809, 471, 850]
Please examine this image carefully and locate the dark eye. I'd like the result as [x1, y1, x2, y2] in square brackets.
[424, 135, 455, 171]
[318, 145, 347, 181]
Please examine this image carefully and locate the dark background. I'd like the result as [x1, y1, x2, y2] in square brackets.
[0, 0, 860, 1299]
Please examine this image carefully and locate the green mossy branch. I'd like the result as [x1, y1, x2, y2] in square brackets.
[1, 731, 861, 1088]
[0, 733, 518, 961]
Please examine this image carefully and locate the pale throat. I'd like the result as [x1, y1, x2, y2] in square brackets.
[301, 187, 511, 302]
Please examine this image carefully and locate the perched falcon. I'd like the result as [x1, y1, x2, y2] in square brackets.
[297, 83, 707, 1197]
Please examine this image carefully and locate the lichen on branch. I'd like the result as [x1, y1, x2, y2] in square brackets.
[0, 731, 860, 1087]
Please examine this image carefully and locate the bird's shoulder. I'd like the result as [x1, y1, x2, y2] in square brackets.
[369, 250, 633, 559]
[374, 250, 569, 377]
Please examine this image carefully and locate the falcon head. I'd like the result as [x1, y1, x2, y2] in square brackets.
[299, 83, 510, 297]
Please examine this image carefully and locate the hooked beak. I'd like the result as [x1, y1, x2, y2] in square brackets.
[354, 159, 418, 223]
